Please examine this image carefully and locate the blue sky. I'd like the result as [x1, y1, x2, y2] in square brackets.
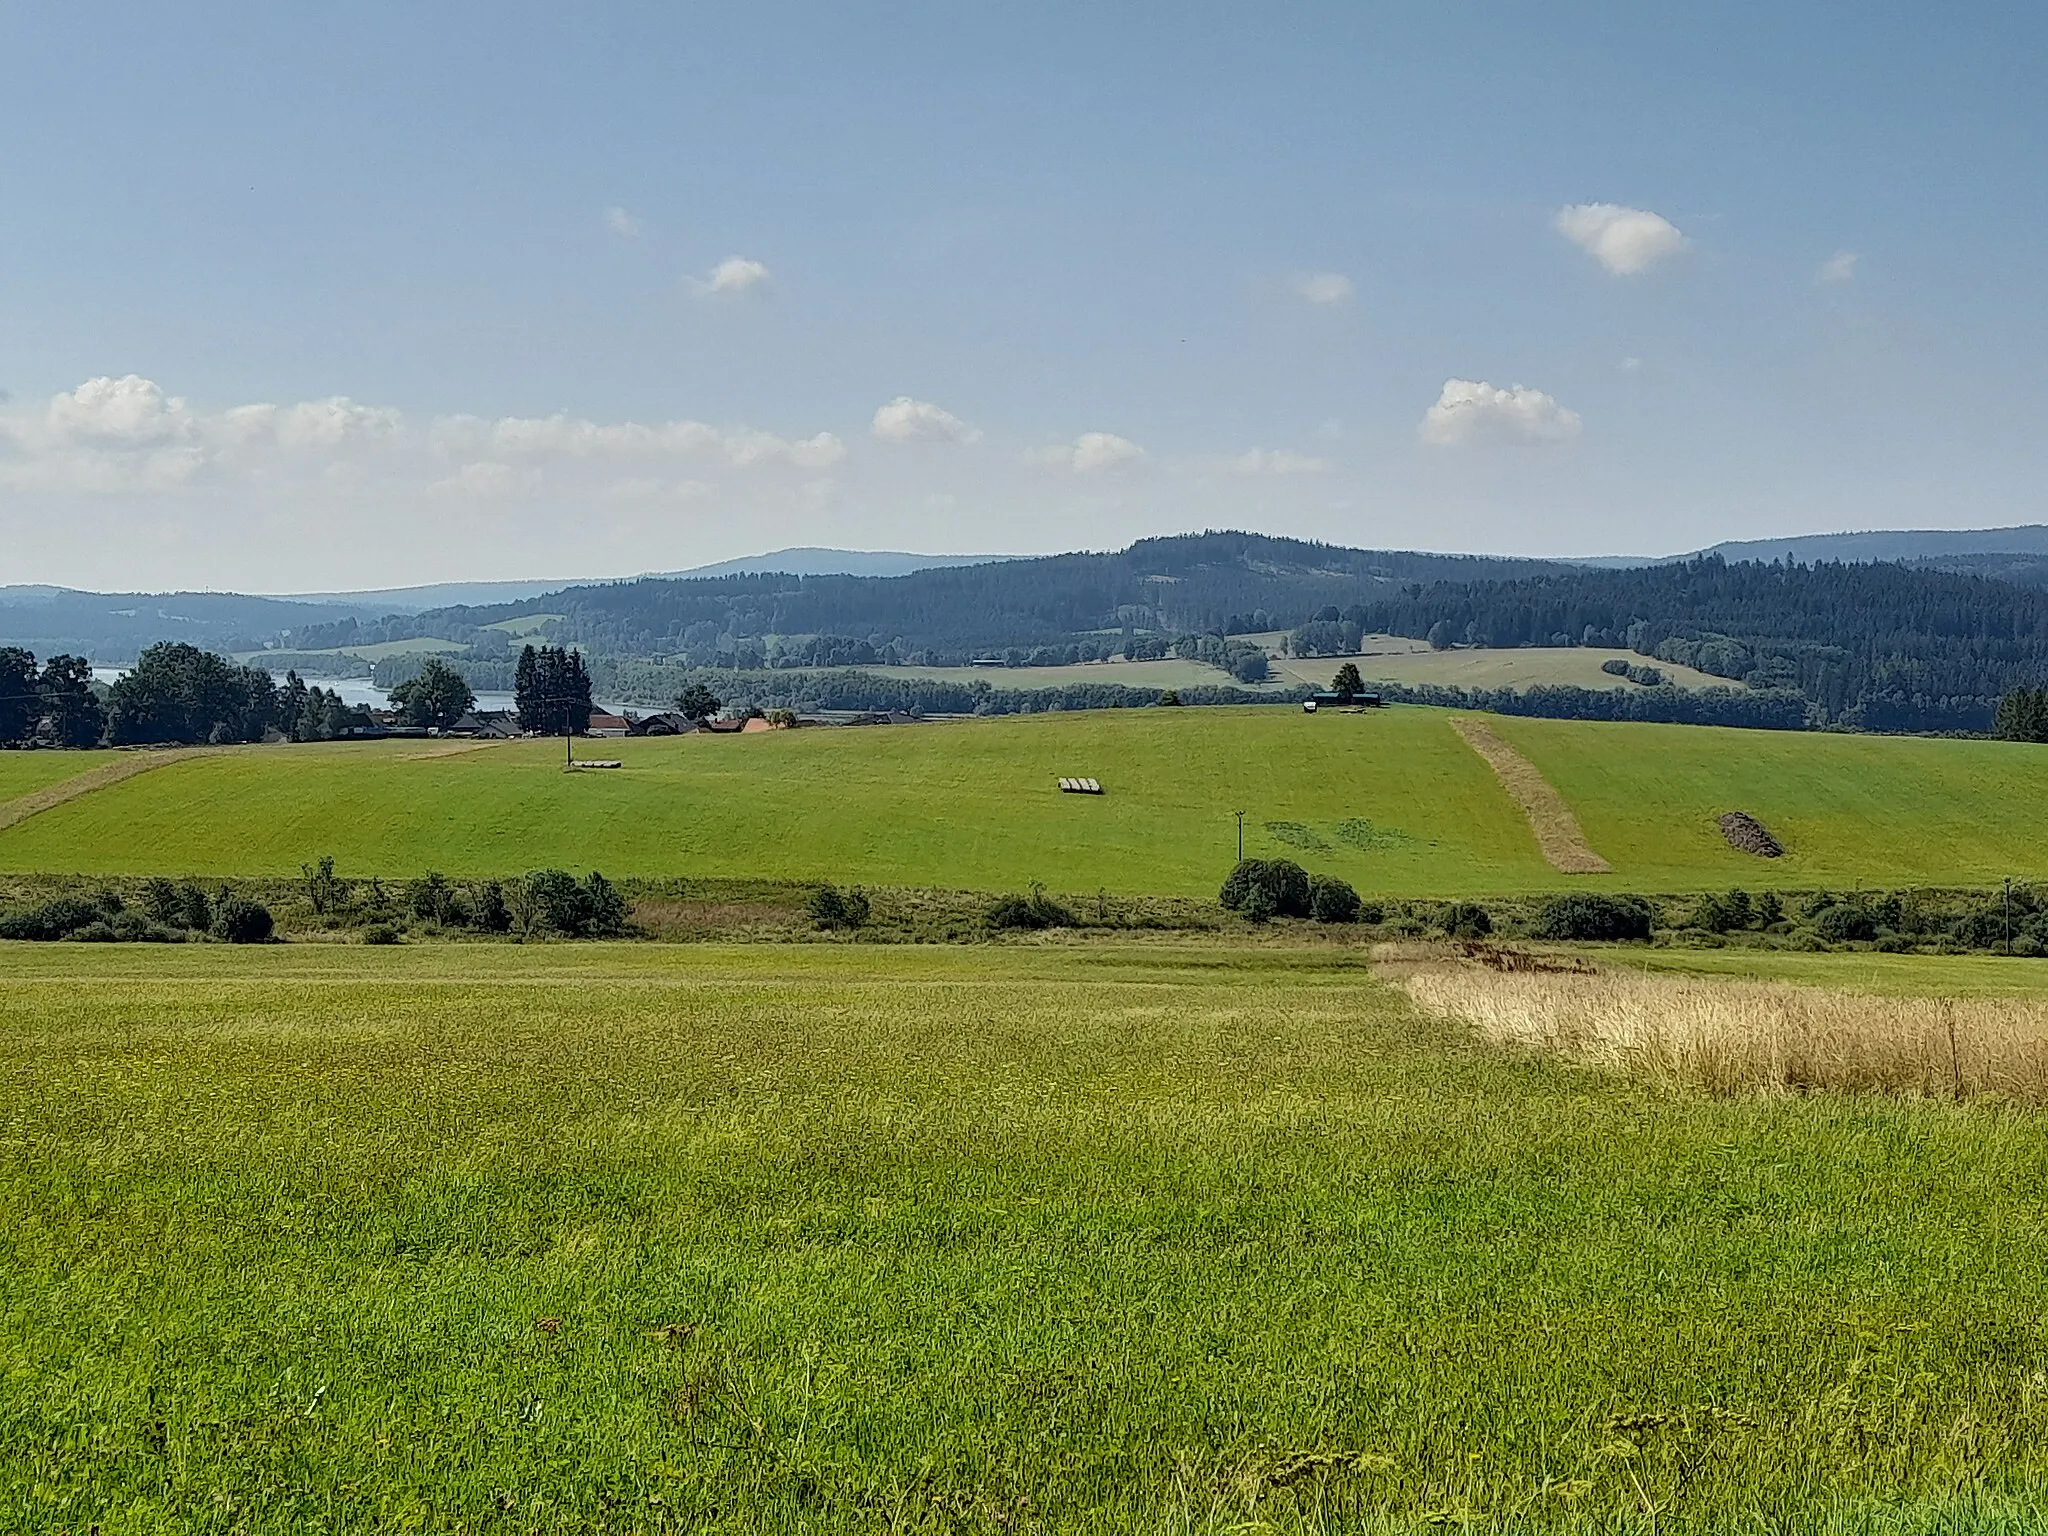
[3, 1, 2044, 590]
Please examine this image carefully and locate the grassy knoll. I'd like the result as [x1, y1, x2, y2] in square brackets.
[4, 941, 2047, 1532]
[1493, 716, 2048, 890]
[0, 752, 101, 806]
[9, 706, 2048, 896]
[0, 708, 1555, 895]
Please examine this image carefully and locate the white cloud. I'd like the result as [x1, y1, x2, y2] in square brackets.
[1229, 448, 1329, 475]
[45, 374, 197, 445]
[431, 461, 539, 497]
[604, 206, 641, 238]
[431, 411, 843, 469]
[1292, 271, 1353, 305]
[220, 397, 402, 449]
[1420, 379, 1582, 447]
[695, 256, 771, 295]
[1818, 250, 1859, 284]
[1553, 203, 1687, 275]
[1036, 431, 1145, 472]
[871, 396, 981, 444]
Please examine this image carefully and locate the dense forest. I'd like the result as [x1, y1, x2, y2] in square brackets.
[1328, 557, 2048, 731]
[407, 534, 1570, 661]
[387, 537, 2048, 732]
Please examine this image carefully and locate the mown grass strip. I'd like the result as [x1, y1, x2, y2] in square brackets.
[1451, 716, 1611, 874]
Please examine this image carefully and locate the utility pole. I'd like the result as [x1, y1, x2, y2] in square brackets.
[1234, 809, 1245, 863]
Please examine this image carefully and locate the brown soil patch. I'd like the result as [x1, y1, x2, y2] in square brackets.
[1449, 717, 1610, 874]
[0, 748, 224, 834]
[1718, 810, 1784, 857]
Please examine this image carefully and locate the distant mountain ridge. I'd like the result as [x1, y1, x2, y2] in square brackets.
[271, 549, 1008, 613]
[1697, 525, 2048, 564]
[12, 526, 2048, 664]
[1575, 524, 2048, 569]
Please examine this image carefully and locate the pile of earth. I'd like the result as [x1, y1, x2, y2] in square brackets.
[1718, 811, 1783, 857]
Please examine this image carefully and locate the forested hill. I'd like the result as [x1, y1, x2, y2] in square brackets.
[1337, 557, 2048, 731]
[414, 533, 1572, 659]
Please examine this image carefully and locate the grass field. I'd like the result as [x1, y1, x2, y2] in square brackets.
[1268, 646, 1728, 693]
[7, 706, 2048, 895]
[5, 939, 2048, 1532]
[830, 641, 1723, 696]
[1492, 716, 2048, 890]
[0, 709, 1554, 893]
[235, 637, 471, 663]
[0, 752, 109, 804]
[860, 656, 1290, 690]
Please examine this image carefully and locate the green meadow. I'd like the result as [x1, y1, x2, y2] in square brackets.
[0, 751, 109, 805]
[1492, 715, 2048, 890]
[0, 709, 1548, 894]
[5, 706, 2048, 894]
[5, 940, 2048, 1533]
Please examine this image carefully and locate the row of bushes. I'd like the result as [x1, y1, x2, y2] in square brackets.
[301, 858, 629, 939]
[0, 882, 274, 943]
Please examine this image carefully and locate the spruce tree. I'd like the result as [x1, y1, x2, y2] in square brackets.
[514, 645, 541, 732]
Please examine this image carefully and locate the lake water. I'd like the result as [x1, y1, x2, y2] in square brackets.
[90, 670, 575, 717]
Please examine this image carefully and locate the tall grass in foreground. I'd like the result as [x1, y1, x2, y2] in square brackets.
[1398, 962, 2048, 1100]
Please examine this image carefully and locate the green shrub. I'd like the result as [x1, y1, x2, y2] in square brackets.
[1696, 888, 1754, 933]
[1357, 901, 1386, 925]
[0, 896, 108, 941]
[211, 897, 274, 944]
[987, 888, 1076, 931]
[1308, 875, 1362, 924]
[409, 871, 460, 924]
[1811, 903, 1878, 943]
[521, 869, 628, 937]
[1438, 901, 1493, 939]
[468, 881, 512, 933]
[360, 923, 400, 946]
[810, 885, 872, 930]
[1220, 859, 1310, 919]
[1532, 893, 1653, 942]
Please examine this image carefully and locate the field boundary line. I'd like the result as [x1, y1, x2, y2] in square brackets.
[1449, 717, 1611, 874]
[0, 748, 225, 834]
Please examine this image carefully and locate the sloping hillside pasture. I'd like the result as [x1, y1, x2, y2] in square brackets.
[1491, 715, 2048, 891]
[5, 707, 2048, 895]
[4, 941, 2047, 1531]
[0, 752, 105, 804]
[0, 709, 1552, 894]
[1267, 645, 1729, 692]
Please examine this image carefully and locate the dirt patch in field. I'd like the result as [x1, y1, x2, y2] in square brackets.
[0, 748, 223, 834]
[1449, 717, 1610, 874]
[1718, 810, 1784, 857]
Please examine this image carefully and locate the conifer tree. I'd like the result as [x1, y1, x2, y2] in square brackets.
[514, 645, 542, 732]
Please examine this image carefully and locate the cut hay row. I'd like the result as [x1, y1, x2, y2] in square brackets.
[1396, 961, 2048, 1102]
[1450, 716, 1611, 874]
